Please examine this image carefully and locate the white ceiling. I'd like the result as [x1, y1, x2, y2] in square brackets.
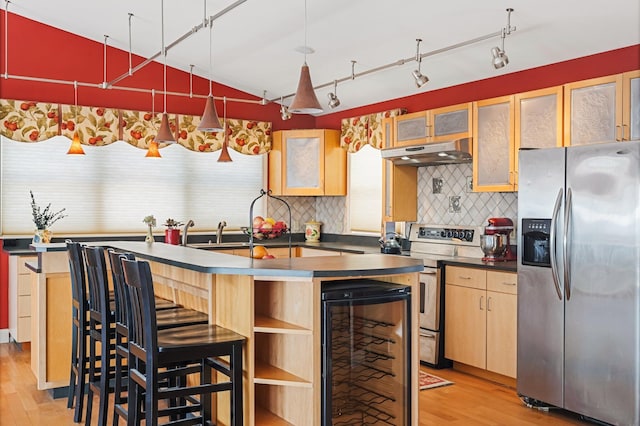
[7, 0, 640, 115]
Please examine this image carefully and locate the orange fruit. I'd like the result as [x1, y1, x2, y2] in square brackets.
[252, 245, 268, 259]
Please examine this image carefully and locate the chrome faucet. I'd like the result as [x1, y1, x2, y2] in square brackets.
[216, 221, 227, 244]
[182, 220, 195, 246]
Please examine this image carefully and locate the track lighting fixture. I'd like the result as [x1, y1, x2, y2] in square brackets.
[280, 96, 292, 121]
[67, 81, 85, 155]
[492, 8, 515, 69]
[288, 0, 323, 114]
[197, 17, 223, 132]
[412, 39, 429, 88]
[327, 80, 340, 109]
[217, 97, 232, 162]
[156, 1, 176, 143]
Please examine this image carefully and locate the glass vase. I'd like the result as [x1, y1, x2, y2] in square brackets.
[145, 224, 154, 244]
[33, 228, 52, 244]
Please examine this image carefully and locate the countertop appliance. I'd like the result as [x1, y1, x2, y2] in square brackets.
[321, 279, 411, 425]
[408, 223, 484, 368]
[517, 141, 639, 426]
[481, 217, 516, 261]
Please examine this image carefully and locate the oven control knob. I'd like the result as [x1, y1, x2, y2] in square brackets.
[446, 230, 453, 238]
[453, 231, 460, 238]
[465, 231, 473, 241]
[440, 231, 446, 238]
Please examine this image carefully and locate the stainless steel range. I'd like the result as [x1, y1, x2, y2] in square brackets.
[408, 223, 484, 368]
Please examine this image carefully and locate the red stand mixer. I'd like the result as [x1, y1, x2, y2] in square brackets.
[480, 217, 517, 261]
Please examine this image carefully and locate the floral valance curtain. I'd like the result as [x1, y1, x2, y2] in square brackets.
[0, 99, 272, 155]
[340, 108, 406, 153]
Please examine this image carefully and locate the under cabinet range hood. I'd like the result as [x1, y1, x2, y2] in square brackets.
[381, 138, 472, 166]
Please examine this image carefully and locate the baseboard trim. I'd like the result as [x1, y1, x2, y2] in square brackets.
[0, 329, 9, 344]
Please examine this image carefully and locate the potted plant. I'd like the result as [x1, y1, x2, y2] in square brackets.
[30, 190, 66, 244]
[163, 218, 183, 245]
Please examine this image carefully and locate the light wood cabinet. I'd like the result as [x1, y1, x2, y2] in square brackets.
[8, 254, 37, 343]
[393, 103, 472, 147]
[444, 266, 517, 379]
[430, 102, 473, 142]
[298, 247, 339, 257]
[564, 71, 640, 145]
[382, 117, 417, 222]
[269, 129, 346, 196]
[475, 87, 563, 192]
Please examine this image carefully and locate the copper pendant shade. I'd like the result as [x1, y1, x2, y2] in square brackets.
[217, 139, 232, 162]
[197, 96, 224, 132]
[67, 131, 85, 155]
[288, 63, 323, 114]
[145, 140, 162, 158]
[156, 113, 175, 143]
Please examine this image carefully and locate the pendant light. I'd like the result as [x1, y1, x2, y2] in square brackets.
[156, 0, 176, 143]
[288, 0, 322, 114]
[146, 89, 162, 158]
[197, 16, 223, 132]
[217, 97, 232, 162]
[67, 81, 85, 155]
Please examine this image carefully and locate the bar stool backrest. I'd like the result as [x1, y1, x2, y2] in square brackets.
[107, 249, 135, 329]
[67, 241, 88, 310]
[121, 259, 159, 361]
[83, 246, 112, 326]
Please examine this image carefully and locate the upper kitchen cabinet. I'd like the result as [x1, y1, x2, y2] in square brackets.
[382, 117, 417, 222]
[514, 86, 564, 180]
[269, 129, 346, 196]
[473, 96, 515, 192]
[430, 102, 473, 142]
[393, 103, 473, 147]
[393, 111, 430, 146]
[564, 71, 640, 145]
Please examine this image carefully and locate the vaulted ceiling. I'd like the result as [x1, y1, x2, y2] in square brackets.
[7, 0, 640, 115]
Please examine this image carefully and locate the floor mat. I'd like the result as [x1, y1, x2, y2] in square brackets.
[419, 370, 454, 390]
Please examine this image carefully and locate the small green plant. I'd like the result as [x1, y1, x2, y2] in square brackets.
[163, 218, 183, 229]
[30, 190, 67, 230]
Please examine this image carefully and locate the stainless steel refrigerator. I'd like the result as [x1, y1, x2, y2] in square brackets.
[517, 140, 639, 426]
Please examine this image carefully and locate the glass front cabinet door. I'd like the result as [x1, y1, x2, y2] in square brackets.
[473, 96, 515, 192]
[269, 129, 345, 196]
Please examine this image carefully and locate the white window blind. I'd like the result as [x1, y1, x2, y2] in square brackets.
[0, 136, 266, 235]
[348, 144, 382, 233]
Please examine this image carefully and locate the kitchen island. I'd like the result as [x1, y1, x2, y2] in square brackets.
[28, 241, 423, 426]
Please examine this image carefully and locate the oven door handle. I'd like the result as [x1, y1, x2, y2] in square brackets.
[419, 281, 425, 313]
[550, 188, 563, 301]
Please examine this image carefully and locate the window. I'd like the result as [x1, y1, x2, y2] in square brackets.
[347, 144, 382, 233]
[0, 136, 266, 235]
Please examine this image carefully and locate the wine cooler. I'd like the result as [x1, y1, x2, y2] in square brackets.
[321, 279, 412, 426]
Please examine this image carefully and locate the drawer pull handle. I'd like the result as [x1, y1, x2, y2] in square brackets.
[460, 276, 472, 280]
[502, 282, 516, 286]
[423, 334, 436, 340]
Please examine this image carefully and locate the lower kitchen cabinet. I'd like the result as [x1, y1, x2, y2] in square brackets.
[444, 266, 517, 379]
[8, 254, 37, 343]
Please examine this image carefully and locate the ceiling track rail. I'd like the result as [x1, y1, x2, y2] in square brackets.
[270, 29, 503, 104]
[105, 0, 247, 88]
[3, 73, 261, 105]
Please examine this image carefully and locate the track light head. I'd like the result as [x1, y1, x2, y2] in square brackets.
[491, 46, 509, 69]
[412, 69, 429, 88]
[280, 103, 292, 121]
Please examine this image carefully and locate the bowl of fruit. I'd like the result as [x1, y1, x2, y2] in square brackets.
[245, 216, 288, 240]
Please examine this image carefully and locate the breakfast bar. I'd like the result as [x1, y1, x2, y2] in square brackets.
[28, 241, 423, 426]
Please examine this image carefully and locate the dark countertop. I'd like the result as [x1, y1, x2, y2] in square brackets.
[441, 257, 517, 272]
[24, 241, 423, 278]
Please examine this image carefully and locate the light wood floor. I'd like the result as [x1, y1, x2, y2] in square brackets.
[0, 342, 591, 425]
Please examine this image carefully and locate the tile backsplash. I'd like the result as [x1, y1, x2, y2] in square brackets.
[417, 163, 518, 227]
[268, 162, 518, 236]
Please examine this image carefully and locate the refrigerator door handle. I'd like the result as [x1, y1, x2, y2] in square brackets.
[563, 187, 573, 301]
[550, 188, 564, 300]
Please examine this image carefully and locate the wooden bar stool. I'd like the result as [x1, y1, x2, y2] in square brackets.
[106, 249, 210, 425]
[66, 241, 91, 423]
[122, 258, 245, 426]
